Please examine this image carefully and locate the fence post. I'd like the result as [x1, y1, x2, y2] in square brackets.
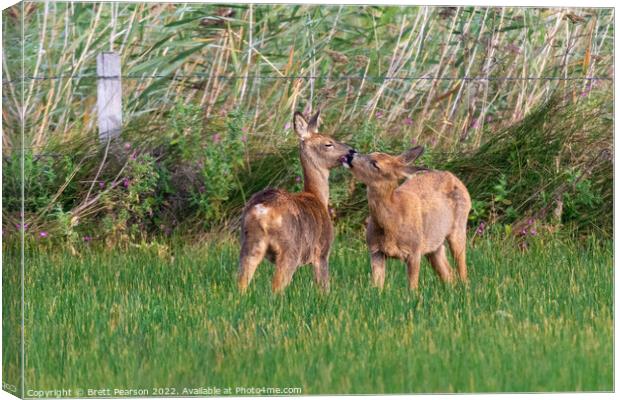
[97, 52, 122, 142]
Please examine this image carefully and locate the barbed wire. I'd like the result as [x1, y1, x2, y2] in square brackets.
[1, 74, 613, 85]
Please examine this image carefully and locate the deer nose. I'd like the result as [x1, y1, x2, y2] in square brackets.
[342, 148, 357, 168]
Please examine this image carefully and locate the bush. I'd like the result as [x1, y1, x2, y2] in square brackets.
[191, 109, 247, 225]
[441, 92, 612, 236]
[2, 91, 612, 244]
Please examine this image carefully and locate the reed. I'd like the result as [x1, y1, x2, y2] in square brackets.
[2, 5, 613, 149]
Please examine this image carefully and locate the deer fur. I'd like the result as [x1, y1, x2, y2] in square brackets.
[238, 110, 356, 293]
[347, 146, 471, 289]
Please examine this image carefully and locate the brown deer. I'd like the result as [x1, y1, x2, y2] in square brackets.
[346, 146, 471, 289]
[238, 110, 356, 293]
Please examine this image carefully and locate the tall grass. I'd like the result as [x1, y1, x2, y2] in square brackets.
[440, 91, 612, 235]
[2, 234, 612, 394]
[2, 5, 613, 149]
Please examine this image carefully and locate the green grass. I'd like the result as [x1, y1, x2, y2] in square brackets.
[3, 234, 613, 394]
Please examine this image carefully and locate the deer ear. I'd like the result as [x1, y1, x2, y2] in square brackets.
[307, 108, 321, 133]
[399, 146, 425, 164]
[293, 111, 311, 140]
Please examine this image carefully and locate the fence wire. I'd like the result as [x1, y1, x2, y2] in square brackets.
[1, 74, 613, 85]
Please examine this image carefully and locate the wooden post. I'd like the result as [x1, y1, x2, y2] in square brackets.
[97, 52, 122, 142]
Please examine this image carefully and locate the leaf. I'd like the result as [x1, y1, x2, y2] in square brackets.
[128, 76, 170, 107]
[498, 24, 526, 32]
[583, 47, 591, 71]
[141, 34, 176, 58]
[149, 42, 209, 77]
[164, 14, 208, 28]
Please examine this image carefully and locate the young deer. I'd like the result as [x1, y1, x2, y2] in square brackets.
[238, 110, 356, 293]
[347, 146, 471, 289]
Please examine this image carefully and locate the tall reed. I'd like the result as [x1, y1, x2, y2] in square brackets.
[2, 5, 613, 151]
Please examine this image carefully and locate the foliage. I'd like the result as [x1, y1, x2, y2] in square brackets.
[2, 152, 77, 214]
[562, 172, 605, 229]
[1, 5, 613, 241]
[191, 109, 247, 225]
[100, 153, 161, 244]
[2, 5, 613, 152]
[440, 91, 612, 236]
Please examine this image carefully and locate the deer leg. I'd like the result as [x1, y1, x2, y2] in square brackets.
[238, 238, 267, 293]
[312, 256, 330, 292]
[272, 254, 297, 294]
[426, 244, 454, 284]
[447, 229, 468, 282]
[406, 252, 422, 290]
[370, 251, 387, 289]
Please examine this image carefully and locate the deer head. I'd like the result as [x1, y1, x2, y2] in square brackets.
[293, 110, 356, 170]
[347, 146, 426, 191]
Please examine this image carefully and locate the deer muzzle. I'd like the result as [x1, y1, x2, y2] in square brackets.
[340, 148, 357, 168]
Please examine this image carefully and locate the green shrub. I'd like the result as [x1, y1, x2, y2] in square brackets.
[2, 92, 611, 242]
[190, 109, 246, 226]
[98, 153, 161, 244]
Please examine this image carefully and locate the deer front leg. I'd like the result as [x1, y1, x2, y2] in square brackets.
[370, 251, 387, 289]
[406, 252, 422, 290]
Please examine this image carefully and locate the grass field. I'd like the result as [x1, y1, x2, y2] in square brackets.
[3, 233, 613, 394]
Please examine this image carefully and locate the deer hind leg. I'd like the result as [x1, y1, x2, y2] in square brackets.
[447, 228, 468, 282]
[370, 251, 387, 289]
[312, 256, 330, 292]
[426, 244, 454, 284]
[272, 253, 297, 294]
[238, 238, 268, 293]
[406, 252, 422, 290]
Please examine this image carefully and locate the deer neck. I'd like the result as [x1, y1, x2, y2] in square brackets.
[300, 152, 330, 209]
[367, 183, 398, 228]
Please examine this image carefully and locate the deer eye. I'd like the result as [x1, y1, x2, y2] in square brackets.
[371, 160, 380, 170]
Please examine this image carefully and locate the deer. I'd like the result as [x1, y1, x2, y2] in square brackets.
[238, 110, 356, 293]
[345, 146, 471, 290]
